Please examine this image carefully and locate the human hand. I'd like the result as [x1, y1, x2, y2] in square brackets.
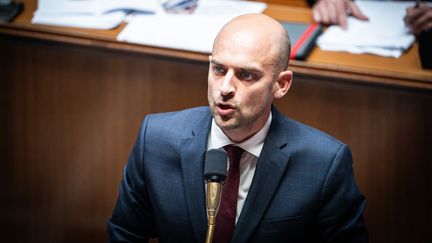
[312, 0, 369, 29]
[404, 3, 432, 35]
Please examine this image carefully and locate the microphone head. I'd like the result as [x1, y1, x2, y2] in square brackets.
[204, 148, 228, 182]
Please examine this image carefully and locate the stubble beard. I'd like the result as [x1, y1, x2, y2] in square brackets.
[210, 98, 240, 131]
[209, 91, 262, 134]
[212, 105, 258, 133]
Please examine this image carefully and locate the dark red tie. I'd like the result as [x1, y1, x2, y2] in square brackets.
[213, 145, 244, 243]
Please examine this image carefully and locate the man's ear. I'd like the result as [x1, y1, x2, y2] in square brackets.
[274, 70, 293, 99]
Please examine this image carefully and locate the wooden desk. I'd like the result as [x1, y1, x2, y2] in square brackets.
[1, 1, 431, 243]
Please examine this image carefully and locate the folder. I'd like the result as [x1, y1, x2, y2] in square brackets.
[281, 22, 323, 61]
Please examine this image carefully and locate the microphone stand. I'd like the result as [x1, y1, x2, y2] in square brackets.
[205, 181, 222, 243]
[204, 148, 227, 243]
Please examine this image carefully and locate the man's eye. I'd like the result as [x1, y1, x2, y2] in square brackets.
[238, 71, 254, 81]
[213, 66, 225, 75]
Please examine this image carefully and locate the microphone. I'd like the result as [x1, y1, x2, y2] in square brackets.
[204, 148, 228, 243]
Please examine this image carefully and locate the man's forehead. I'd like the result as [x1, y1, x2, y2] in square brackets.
[212, 37, 276, 70]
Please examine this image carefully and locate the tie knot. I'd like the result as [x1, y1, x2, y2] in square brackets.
[224, 145, 244, 168]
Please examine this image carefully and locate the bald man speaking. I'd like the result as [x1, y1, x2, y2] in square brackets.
[108, 14, 368, 243]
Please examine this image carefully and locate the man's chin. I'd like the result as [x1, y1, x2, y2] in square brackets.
[214, 115, 238, 131]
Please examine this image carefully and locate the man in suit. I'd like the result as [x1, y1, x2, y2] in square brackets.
[108, 13, 368, 243]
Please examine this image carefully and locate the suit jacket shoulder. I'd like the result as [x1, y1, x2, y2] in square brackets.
[269, 107, 346, 160]
[142, 106, 212, 147]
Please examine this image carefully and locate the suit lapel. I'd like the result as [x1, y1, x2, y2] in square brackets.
[232, 108, 291, 243]
[180, 112, 212, 243]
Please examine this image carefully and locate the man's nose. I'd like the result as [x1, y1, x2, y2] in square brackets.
[219, 70, 235, 96]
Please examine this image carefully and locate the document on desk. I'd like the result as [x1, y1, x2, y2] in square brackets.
[117, 0, 267, 53]
[317, 1, 416, 58]
[32, 0, 163, 29]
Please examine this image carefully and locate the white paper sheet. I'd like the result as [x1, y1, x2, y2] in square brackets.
[32, 11, 127, 30]
[118, 14, 229, 52]
[35, 0, 162, 15]
[32, 0, 163, 29]
[117, 0, 267, 53]
[193, 0, 267, 16]
[317, 1, 416, 58]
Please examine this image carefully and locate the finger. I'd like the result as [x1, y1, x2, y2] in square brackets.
[349, 2, 369, 21]
[319, 1, 331, 24]
[404, 8, 412, 25]
[405, 6, 415, 20]
[411, 8, 432, 34]
[312, 5, 322, 23]
[416, 21, 432, 35]
[405, 7, 416, 25]
[327, 0, 340, 24]
[334, 0, 348, 29]
[312, 2, 326, 23]
[407, 5, 426, 24]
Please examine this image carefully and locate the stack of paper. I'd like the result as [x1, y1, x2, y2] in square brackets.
[32, 0, 163, 29]
[117, 0, 267, 53]
[118, 14, 227, 53]
[317, 1, 416, 58]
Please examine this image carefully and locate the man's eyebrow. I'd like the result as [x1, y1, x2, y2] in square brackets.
[238, 67, 262, 73]
[210, 59, 224, 66]
[211, 59, 262, 73]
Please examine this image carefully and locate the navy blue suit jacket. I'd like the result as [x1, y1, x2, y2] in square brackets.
[108, 106, 367, 243]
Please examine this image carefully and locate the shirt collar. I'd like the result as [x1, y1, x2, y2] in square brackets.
[207, 112, 272, 157]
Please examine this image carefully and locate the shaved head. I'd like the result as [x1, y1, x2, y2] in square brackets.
[213, 13, 291, 73]
[208, 13, 293, 142]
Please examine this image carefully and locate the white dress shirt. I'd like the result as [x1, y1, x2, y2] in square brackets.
[206, 112, 272, 222]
